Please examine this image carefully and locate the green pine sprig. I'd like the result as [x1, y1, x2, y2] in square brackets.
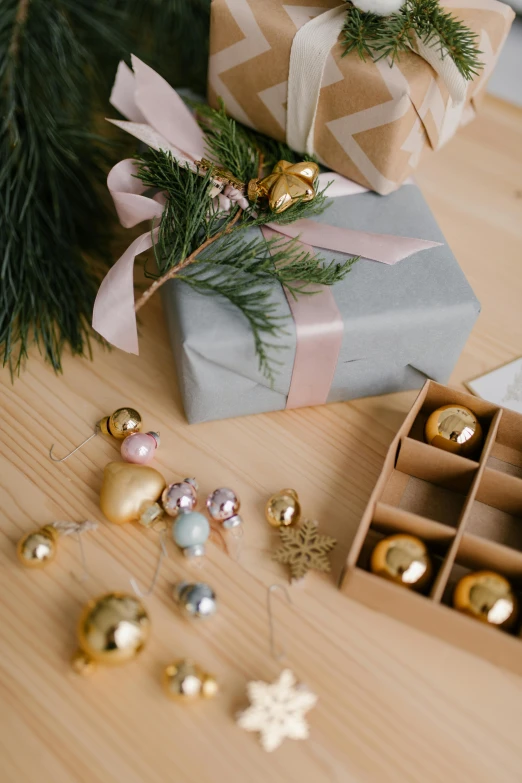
[342, 0, 482, 81]
[132, 107, 356, 380]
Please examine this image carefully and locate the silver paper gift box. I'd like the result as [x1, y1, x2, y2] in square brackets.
[161, 184, 480, 423]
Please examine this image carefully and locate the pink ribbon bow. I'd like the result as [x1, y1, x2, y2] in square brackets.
[93, 56, 441, 408]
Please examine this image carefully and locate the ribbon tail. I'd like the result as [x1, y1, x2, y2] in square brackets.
[130, 54, 207, 161]
[92, 230, 157, 354]
[267, 219, 441, 264]
[110, 60, 147, 122]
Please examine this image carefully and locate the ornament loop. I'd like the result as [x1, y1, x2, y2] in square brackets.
[49, 429, 99, 462]
[267, 584, 293, 662]
[130, 531, 168, 598]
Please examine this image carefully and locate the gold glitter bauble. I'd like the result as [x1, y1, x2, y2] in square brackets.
[265, 489, 301, 528]
[424, 404, 483, 458]
[16, 526, 58, 568]
[370, 534, 433, 591]
[99, 462, 166, 525]
[98, 407, 142, 439]
[74, 592, 150, 673]
[453, 570, 518, 630]
[163, 659, 218, 701]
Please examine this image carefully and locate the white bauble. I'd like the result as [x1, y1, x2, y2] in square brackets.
[352, 0, 405, 15]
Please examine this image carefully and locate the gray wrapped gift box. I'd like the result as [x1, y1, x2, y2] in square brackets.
[161, 184, 480, 424]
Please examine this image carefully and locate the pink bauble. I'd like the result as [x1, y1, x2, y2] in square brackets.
[207, 488, 240, 521]
[162, 480, 198, 517]
[120, 431, 160, 465]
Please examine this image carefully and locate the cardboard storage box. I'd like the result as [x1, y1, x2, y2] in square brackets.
[341, 380, 522, 675]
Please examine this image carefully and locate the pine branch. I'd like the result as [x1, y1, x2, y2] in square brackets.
[342, 0, 482, 80]
[0, 0, 126, 372]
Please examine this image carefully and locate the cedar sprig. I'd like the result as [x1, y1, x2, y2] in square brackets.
[342, 0, 482, 80]
[132, 131, 356, 380]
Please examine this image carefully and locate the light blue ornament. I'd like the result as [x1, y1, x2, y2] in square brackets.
[172, 511, 210, 557]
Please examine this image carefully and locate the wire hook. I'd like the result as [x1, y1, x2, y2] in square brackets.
[130, 532, 168, 598]
[267, 584, 293, 662]
[49, 429, 99, 462]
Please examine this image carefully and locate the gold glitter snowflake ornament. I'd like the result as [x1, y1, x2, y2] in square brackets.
[273, 519, 337, 582]
[237, 669, 318, 752]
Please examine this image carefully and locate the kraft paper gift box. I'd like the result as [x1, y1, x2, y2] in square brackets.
[161, 182, 481, 424]
[208, 0, 514, 195]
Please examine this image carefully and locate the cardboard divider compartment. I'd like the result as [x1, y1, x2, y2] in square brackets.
[380, 438, 477, 526]
[406, 383, 498, 462]
[487, 407, 522, 479]
[465, 467, 522, 550]
[440, 533, 522, 636]
[356, 502, 455, 586]
[341, 380, 522, 675]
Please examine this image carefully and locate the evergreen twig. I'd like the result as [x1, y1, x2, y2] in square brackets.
[342, 0, 482, 80]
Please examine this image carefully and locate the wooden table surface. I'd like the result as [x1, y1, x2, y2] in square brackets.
[1, 95, 522, 783]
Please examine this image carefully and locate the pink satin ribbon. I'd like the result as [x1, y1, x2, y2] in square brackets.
[93, 56, 442, 407]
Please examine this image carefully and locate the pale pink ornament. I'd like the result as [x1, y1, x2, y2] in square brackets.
[162, 479, 198, 517]
[207, 488, 243, 529]
[211, 184, 249, 214]
[120, 431, 160, 464]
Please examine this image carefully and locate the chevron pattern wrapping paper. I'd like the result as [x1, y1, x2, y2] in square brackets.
[208, 0, 514, 194]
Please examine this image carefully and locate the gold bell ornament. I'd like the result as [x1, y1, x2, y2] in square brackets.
[72, 592, 150, 674]
[265, 488, 302, 528]
[17, 520, 98, 568]
[370, 533, 433, 591]
[424, 404, 483, 458]
[50, 407, 142, 463]
[163, 659, 219, 701]
[99, 461, 166, 527]
[453, 570, 518, 630]
[248, 160, 319, 214]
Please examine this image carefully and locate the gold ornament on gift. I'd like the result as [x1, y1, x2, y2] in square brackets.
[49, 407, 142, 462]
[163, 659, 219, 701]
[99, 462, 166, 526]
[424, 404, 483, 458]
[453, 570, 518, 630]
[248, 160, 319, 214]
[370, 533, 433, 591]
[265, 489, 302, 529]
[72, 592, 150, 674]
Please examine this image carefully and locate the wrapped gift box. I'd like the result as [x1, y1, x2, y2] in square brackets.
[208, 0, 514, 194]
[161, 182, 480, 423]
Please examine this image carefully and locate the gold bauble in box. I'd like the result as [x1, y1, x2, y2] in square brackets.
[265, 489, 301, 528]
[163, 659, 218, 701]
[73, 592, 150, 673]
[424, 404, 483, 458]
[100, 462, 166, 525]
[370, 533, 433, 591]
[453, 570, 518, 630]
[17, 526, 58, 568]
[98, 407, 142, 439]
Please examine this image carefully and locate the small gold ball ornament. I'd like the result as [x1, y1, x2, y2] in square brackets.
[453, 570, 518, 629]
[99, 462, 166, 525]
[17, 526, 59, 568]
[370, 533, 433, 591]
[424, 404, 483, 458]
[97, 407, 142, 439]
[73, 592, 150, 674]
[265, 489, 301, 528]
[163, 659, 218, 701]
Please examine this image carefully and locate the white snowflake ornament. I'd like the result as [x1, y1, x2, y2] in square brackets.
[237, 669, 318, 752]
[351, 0, 405, 16]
